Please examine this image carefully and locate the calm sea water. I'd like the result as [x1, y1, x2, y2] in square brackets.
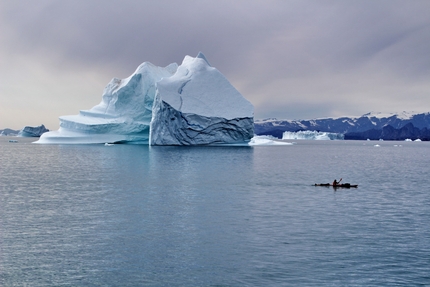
[1, 137, 429, 286]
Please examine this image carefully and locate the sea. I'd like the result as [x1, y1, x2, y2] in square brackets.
[1, 137, 429, 286]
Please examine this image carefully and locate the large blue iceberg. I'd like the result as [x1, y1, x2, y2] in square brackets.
[36, 53, 254, 145]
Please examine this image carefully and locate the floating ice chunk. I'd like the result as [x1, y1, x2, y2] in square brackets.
[248, 135, 294, 145]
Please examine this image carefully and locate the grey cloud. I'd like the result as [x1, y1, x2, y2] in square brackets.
[1, 0, 430, 129]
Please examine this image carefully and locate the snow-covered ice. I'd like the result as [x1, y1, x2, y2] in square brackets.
[362, 111, 415, 120]
[36, 53, 254, 145]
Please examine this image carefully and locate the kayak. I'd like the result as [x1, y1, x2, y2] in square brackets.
[314, 183, 358, 188]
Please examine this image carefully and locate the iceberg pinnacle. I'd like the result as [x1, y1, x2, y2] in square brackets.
[196, 51, 211, 66]
[36, 53, 254, 145]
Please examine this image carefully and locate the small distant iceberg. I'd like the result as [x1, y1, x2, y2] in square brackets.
[0, 129, 19, 136]
[18, 124, 49, 137]
[282, 131, 344, 140]
[249, 135, 294, 146]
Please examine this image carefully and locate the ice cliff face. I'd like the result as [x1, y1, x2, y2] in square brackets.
[150, 53, 254, 145]
[37, 53, 254, 145]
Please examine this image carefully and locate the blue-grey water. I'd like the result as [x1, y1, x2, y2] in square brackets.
[1, 137, 429, 286]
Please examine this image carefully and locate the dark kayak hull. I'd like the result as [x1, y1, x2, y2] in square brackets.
[314, 183, 358, 188]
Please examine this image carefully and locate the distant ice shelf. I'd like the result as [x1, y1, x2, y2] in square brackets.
[282, 131, 344, 140]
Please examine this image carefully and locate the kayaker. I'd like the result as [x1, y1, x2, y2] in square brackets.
[332, 178, 342, 186]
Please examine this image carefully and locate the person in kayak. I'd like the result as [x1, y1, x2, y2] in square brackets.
[332, 178, 342, 186]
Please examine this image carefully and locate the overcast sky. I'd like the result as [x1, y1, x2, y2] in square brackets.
[1, 0, 430, 130]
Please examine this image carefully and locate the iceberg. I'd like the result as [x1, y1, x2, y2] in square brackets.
[282, 130, 344, 140]
[36, 53, 254, 145]
[18, 124, 49, 137]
